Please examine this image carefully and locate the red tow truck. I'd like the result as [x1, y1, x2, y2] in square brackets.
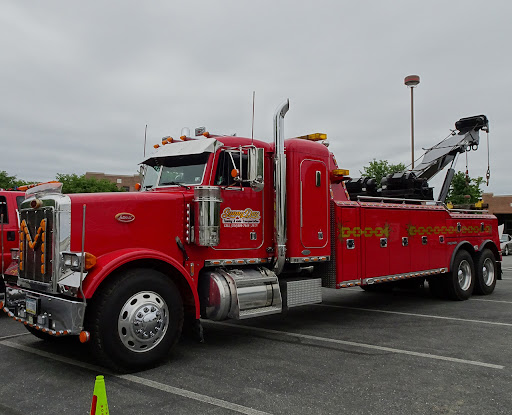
[2, 101, 500, 370]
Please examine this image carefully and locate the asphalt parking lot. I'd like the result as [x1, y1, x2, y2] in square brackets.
[1, 257, 511, 415]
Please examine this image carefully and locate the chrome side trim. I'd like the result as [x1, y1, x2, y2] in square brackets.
[204, 257, 271, 267]
[362, 268, 448, 286]
[337, 279, 361, 288]
[287, 256, 330, 264]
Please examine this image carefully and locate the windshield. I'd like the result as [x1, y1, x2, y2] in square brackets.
[141, 165, 161, 190]
[142, 152, 210, 189]
[500, 234, 509, 243]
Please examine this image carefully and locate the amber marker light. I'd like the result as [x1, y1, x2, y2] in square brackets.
[331, 169, 350, 183]
[84, 252, 97, 270]
[79, 331, 90, 343]
[231, 169, 239, 178]
[153, 144, 160, 149]
[202, 132, 210, 138]
[180, 135, 187, 141]
[135, 183, 141, 191]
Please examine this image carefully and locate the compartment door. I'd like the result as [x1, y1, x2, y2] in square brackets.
[300, 159, 329, 249]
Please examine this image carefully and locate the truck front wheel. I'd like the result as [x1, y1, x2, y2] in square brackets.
[473, 249, 497, 295]
[87, 268, 183, 371]
[445, 250, 475, 301]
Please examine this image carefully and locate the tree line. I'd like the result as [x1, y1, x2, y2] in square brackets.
[1, 160, 483, 201]
[0, 171, 125, 194]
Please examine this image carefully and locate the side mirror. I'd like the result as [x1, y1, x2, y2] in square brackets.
[248, 147, 264, 192]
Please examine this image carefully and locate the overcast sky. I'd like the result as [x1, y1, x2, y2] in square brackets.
[1, 1, 511, 196]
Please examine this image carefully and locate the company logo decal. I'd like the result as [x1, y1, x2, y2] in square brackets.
[115, 213, 135, 223]
[338, 223, 390, 240]
[337, 223, 492, 240]
[221, 207, 261, 228]
[19, 219, 47, 274]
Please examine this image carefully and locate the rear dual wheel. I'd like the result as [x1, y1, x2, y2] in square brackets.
[473, 249, 497, 295]
[445, 250, 475, 301]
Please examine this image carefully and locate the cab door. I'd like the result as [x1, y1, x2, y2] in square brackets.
[212, 149, 264, 252]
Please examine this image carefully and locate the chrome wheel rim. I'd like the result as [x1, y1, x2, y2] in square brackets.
[118, 291, 169, 353]
[457, 260, 472, 291]
[482, 258, 495, 287]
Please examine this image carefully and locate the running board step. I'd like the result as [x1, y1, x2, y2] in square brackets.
[239, 306, 282, 319]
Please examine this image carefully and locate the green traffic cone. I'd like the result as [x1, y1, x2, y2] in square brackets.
[90, 375, 109, 415]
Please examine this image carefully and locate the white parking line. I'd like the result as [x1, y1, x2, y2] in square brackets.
[0, 333, 29, 341]
[0, 340, 271, 415]
[470, 298, 512, 304]
[316, 304, 512, 327]
[207, 322, 504, 370]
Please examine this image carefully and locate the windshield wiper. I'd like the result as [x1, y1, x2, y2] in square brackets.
[160, 181, 191, 190]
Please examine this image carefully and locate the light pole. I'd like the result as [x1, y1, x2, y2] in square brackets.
[404, 75, 420, 169]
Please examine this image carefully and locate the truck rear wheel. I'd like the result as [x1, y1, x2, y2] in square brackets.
[473, 249, 497, 295]
[445, 250, 474, 301]
[87, 268, 183, 371]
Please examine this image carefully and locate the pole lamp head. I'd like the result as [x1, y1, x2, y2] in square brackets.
[404, 75, 420, 87]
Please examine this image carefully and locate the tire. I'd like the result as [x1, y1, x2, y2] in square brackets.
[445, 250, 475, 301]
[473, 249, 497, 295]
[86, 268, 183, 371]
[505, 246, 509, 256]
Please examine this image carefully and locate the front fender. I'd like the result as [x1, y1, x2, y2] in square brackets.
[82, 248, 199, 313]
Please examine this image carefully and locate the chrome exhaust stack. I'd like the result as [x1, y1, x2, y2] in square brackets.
[273, 100, 289, 275]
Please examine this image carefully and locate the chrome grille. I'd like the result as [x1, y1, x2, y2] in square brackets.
[19, 207, 55, 284]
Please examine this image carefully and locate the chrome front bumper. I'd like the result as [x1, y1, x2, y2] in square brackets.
[3, 285, 86, 336]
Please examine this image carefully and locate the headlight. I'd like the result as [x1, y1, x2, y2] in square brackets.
[61, 252, 96, 272]
[10, 248, 19, 261]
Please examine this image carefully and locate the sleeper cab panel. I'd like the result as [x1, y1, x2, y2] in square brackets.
[300, 159, 329, 250]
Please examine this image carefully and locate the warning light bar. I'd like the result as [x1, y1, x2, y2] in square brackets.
[296, 133, 327, 141]
[332, 169, 350, 176]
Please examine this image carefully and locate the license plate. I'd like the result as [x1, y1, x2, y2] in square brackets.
[26, 297, 38, 315]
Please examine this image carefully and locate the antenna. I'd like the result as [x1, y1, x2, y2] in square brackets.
[251, 91, 255, 145]
[143, 124, 147, 157]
